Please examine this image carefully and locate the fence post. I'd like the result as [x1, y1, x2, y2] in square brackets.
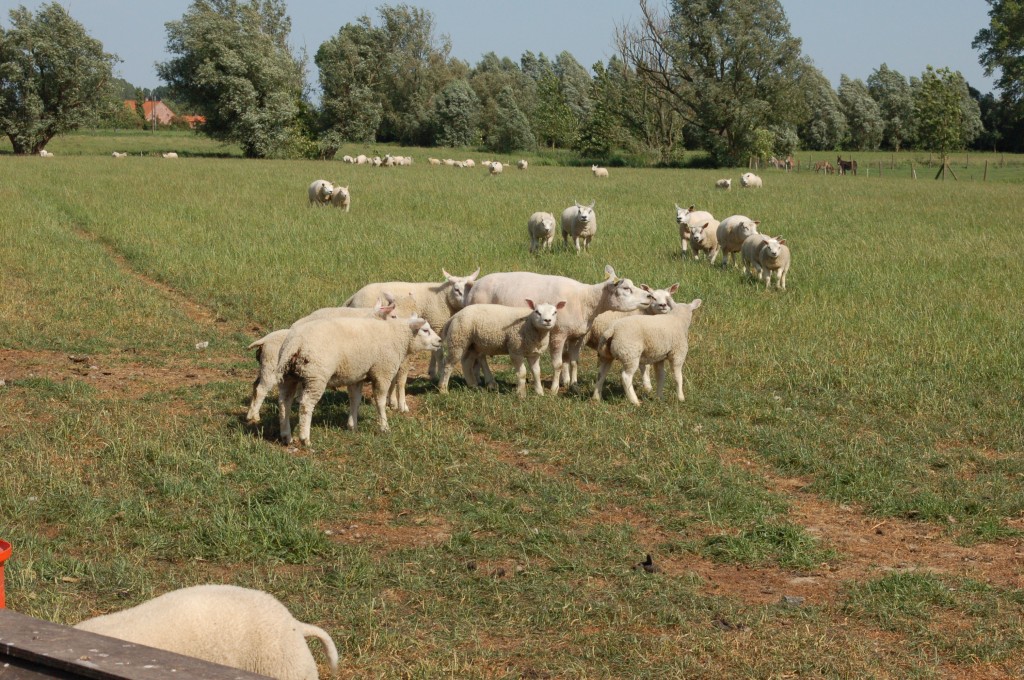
[911, 162, 917, 180]
[984, 159, 989, 182]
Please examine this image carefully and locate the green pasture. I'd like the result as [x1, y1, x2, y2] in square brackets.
[1, 137, 1022, 677]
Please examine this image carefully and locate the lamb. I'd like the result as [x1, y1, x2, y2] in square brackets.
[716, 215, 761, 269]
[675, 204, 715, 259]
[73, 584, 338, 680]
[489, 161, 504, 175]
[162, 152, 178, 159]
[561, 200, 598, 254]
[592, 298, 702, 405]
[439, 299, 567, 396]
[740, 172, 763, 188]
[344, 268, 481, 382]
[688, 220, 721, 264]
[307, 179, 334, 206]
[277, 316, 441, 443]
[244, 297, 397, 424]
[755, 236, 791, 290]
[591, 164, 609, 178]
[528, 211, 557, 253]
[740, 233, 771, 278]
[466, 265, 653, 393]
[329, 185, 350, 212]
[517, 159, 528, 170]
[715, 178, 731, 190]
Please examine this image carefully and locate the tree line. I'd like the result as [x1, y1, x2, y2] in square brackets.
[2, 0, 1022, 164]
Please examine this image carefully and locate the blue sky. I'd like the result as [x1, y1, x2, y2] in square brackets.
[0, 0, 998, 94]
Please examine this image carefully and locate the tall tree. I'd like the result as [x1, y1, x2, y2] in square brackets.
[914, 66, 983, 161]
[486, 85, 535, 152]
[973, 0, 1024, 103]
[867, 64, 915, 151]
[316, 19, 384, 146]
[616, 0, 806, 165]
[432, 78, 478, 147]
[0, 3, 119, 154]
[795, 62, 847, 150]
[837, 75, 883, 150]
[158, 0, 306, 158]
[470, 52, 532, 147]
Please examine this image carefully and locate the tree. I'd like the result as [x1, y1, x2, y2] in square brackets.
[470, 52, 533, 147]
[837, 75, 883, 150]
[316, 19, 384, 146]
[486, 85, 535, 152]
[795, 63, 847, 150]
[914, 66, 983, 162]
[432, 79, 478, 147]
[867, 64, 915, 151]
[616, 0, 806, 165]
[973, 0, 1024, 103]
[0, 3, 119, 154]
[158, 0, 306, 158]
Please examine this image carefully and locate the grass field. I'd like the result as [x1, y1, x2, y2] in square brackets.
[1, 131, 1023, 678]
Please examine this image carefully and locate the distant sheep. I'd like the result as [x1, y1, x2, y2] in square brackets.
[561, 200, 598, 254]
[74, 584, 338, 680]
[329, 185, 350, 212]
[740, 172, 763, 188]
[591, 164, 609, 178]
[307, 179, 334, 206]
[355, 154, 368, 165]
[428, 157, 441, 165]
[162, 152, 178, 159]
[489, 161, 504, 175]
[464, 159, 476, 168]
[528, 211, 557, 253]
[111, 151, 128, 158]
[517, 159, 528, 170]
[715, 178, 731, 190]
[342, 155, 354, 163]
[39, 150, 55, 157]
[716, 215, 760, 269]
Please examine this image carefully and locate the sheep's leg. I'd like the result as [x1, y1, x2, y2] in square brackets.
[346, 382, 363, 430]
[389, 360, 409, 411]
[780, 267, 788, 290]
[277, 375, 300, 444]
[296, 380, 326, 446]
[592, 357, 613, 401]
[479, 354, 498, 391]
[439, 347, 458, 393]
[671, 354, 687, 401]
[460, 351, 479, 388]
[621, 361, 641, 405]
[527, 354, 544, 395]
[428, 348, 443, 381]
[566, 337, 585, 387]
[654, 362, 666, 399]
[641, 364, 653, 393]
[246, 373, 274, 424]
[549, 335, 567, 393]
[511, 353, 528, 396]
[370, 377, 390, 432]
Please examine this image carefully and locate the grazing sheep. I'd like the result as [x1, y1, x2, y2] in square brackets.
[307, 179, 334, 206]
[162, 152, 178, 159]
[489, 161, 504, 175]
[464, 159, 476, 168]
[244, 298, 397, 424]
[329, 185, 350, 212]
[756, 237, 791, 290]
[715, 178, 731, 190]
[277, 316, 441, 443]
[371, 156, 382, 167]
[561, 200, 598, 254]
[740, 233, 771, 278]
[591, 164, 609, 178]
[517, 159, 528, 170]
[528, 211, 557, 253]
[111, 151, 128, 158]
[342, 155, 354, 163]
[675, 204, 715, 259]
[466, 265, 653, 393]
[355, 154, 368, 165]
[344, 268, 481, 382]
[688, 220, 721, 264]
[439, 299, 567, 396]
[716, 215, 761, 269]
[73, 584, 338, 680]
[593, 298, 702, 405]
[740, 172, 763, 188]
[428, 157, 441, 165]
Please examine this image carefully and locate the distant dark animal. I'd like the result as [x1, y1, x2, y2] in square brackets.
[837, 156, 857, 175]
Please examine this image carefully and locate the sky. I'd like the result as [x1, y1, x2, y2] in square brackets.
[0, 0, 999, 95]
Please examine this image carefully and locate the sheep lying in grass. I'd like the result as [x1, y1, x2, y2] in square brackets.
[307, 179, 334, 206]
[439, 299, 567, 396]
[561, 200, 598, 254]
[592, 298, 702, 405]
[717, 215, 760, 269]
[111, 151, 128, 158]
[715, 178, 731, 190]
[162, 152, 178, 159]
[74, 584, 338, 680]
[277, 316, 441, 443]
[591, 164, 609, 178]
[329, 185, 350, 212]
[756, 236, 791, 290]
[689, 221, 721, 264]
[528, 211, 557, 253]
[741, 172, 763, 188]
[517, 159, 528, 170]
[675, 204, 715, 259]
[39, 149, 54, 157]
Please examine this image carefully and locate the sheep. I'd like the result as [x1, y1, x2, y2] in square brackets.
[382, 154, 395, 167]
[307, 179, 334, 206]
[439, 299, 567, 396]
[162, 152, 178, 159]
[517, 159, 528, 170]
[464, 159, 476, 168]
[561, 200, 598, 254]
[489, 161, 504, 175]
[428, 157, 441, 165]
[466, 265, 653, 393]
[371, 156, 382, 167]
[591, 164, 609, 178]
[277, 316, 441, 443]
[111, 151, 128, 158]
[342, 155, 354, 163]
[528, 211, 557, 253]
[716, 215, 761, 269]
[443, 159, 456, 166]
[715, 178, 731, 190]
[740, 172, 763, 188]
[756, 236, 791, 290]
[355, 154, 368, 165]
[244, 297, 397, 424]
[688, 220, 721, 264]
[740, 233, 771, 278]
[329, 185, 350, 212]
[592, 298, 702, 405]
[73, 584, 338, 680]
[344, 268, 481, 382]
[675, 204, 715, 259]
[39, 149, 55, 157]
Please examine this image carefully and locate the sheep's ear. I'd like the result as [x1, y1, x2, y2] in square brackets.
[468, 267, 481, 281]
[688, 204, 695, 212]
[700, 222, 709, 229]
[753, 221, 761, 226]
[604, 264, 616, 280]
[383, 292, 396, 304]
[410, 318, 427, 331]
[778, 238, 786, 245]
[674, 203, 680, 211]
[690, 299, 703, 310]
[525, 299, 536, 310]
[442, 268, 452, 280]
[640, 284, 652, 292]
[555, 300, 567, 310]
[668, 283, 679, 294]
[376, 304, 395, 318]
[587, 200, 596, 210]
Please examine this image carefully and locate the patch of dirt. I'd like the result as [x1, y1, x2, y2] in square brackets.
[322, 510, 452, 554]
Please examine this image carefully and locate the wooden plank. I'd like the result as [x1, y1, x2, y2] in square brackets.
[0, 609, 271, 680]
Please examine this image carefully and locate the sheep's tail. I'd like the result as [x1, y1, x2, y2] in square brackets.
[299, 623, 339, 674]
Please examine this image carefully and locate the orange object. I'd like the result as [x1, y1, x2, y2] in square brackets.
[0, 539, 11, 608]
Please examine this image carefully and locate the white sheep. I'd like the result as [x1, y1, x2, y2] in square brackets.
[329, 185, 350, 212]
[307, 179, 334, 206]
[688, 220, 721, 264]
[591, 164, 609, 178]
[715, 178, 731, 190]
[162, 152, 178, 159]
[439, 299, 566, 396]
[675, 204, 715, 259]
[561, 200, 598, 254]
[277, 316, 441, 443]
[39, 149, 55, 157]
[716, 215, 761, 269]
[528, 211, 557, 253]
[592, 298, 702, 405]
[371, 156, 382, 167]
[342, 155, 354, 163]
[740, 172, 763, 188]
[517, 159, 528, 170]
[740, 233, 771, 278]
[73, 584, 338, 680]
[428, 157, 441, 166]
[756, 236, 791, 290]
[344, 268, 481, 383]
[489, 161, 504, 175]
[464, 159, 476, 168]
[355, 154, 368, 165]
[443, 158, 456, 166]
[244, 297, 397, 424]
[466, 265, 653, 393]
[111, 151, 128, 158]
